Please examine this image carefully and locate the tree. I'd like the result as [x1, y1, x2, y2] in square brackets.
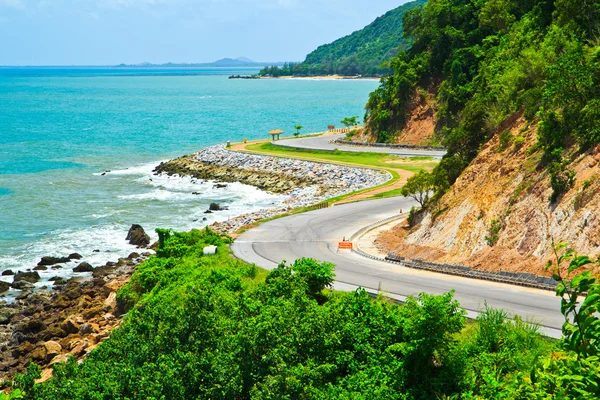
[341, 116, 359, 128]
[293, 125, 303, 137]
[401, 170, 433, 208]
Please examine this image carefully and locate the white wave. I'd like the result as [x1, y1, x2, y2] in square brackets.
[93, 160, 166, 177]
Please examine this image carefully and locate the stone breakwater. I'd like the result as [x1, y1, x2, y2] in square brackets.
[154, 146, 389, 233]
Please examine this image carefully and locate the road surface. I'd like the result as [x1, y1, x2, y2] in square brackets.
[232, 197, 563, 337]
[274, 134, 447, 159]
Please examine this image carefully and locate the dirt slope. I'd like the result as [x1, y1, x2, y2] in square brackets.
[378, 113, 600, 276]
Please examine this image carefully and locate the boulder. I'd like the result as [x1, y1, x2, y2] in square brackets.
[1, 270, 14, 276]
[11, 281, 35, 290]
[43, 341, 62, 362]
[68, 253, 83, 260]
[13, 271, 40, 283]
[128, 252, 140, 259]
[53, 278, 68, 286]
[0, 280, 9, 293]
[92, 266, 115, 278]
[208, 202, 222, 211]
[18, 319, 46, 334]
[60, 317, 80, 335]
[33, 265, 48, 271]
[73, 262, 94, 273]
[79, 323, 95, 335]
[38, 256, 70, 266]
[16, 290, 31, 300]
[126, 224, 150, 248]
[0, 309, 14, 324]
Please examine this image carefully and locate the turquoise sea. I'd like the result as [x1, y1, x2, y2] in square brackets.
[0, 67, 379, 287]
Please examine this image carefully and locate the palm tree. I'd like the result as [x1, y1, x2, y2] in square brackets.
[294, 125, 303, 137]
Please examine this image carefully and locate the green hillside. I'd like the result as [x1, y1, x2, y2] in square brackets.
[366, 0, 600, 201]
[259, 0, 427, 77]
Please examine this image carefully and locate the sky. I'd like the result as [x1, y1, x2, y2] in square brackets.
[0, 0, 411, 66]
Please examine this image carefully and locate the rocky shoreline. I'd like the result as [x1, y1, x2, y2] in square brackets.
[0, 226, 153, 383]
[154, 146, 389, 233]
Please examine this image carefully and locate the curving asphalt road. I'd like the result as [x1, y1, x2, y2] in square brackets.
[232, 197, 563, 338]
[273, 134, 447, 158]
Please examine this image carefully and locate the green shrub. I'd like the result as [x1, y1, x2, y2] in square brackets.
[485, 219, 502, 246]
[498, 130, 513, 152]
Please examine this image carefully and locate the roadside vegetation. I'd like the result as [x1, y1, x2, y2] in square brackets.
[3, 228, 598, 399]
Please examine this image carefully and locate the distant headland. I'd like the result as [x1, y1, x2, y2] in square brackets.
[115, 57, 291, 68]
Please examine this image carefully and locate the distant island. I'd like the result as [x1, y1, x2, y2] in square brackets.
[115, 57, 290, 68]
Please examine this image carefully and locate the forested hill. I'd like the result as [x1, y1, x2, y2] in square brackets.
[259, 0, 427, 77]
[366, 0, 600, 199]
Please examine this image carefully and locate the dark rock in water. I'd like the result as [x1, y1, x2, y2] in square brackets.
[92, 249, 100, 253]
[209, 203, 229, 211]
[51, 265, 63, 270]
[48, 276, 59, 281]
[204, 210, 213, 214]
[14, 271, 40, 283]
[126, 224, 150, 248]
[202, 217, 207, 221]
[105, 261, 116, 267]
[33, 265, 48, 271]
[68, 253, 83, 260]
[11, 281, 35, 290]
[192, 192, 201, 195]
[2, 270, 14, 276]
[52, 278, 67, 286]
[214, 183, 228, 189]
[73, 262, 94, 273]
[0, 281, 10, 293]
[16, 291, 31, 300]
[128, 252, 140, 259]
[38, 256, 70, 266]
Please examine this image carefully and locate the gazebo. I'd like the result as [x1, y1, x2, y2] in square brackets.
[268, 129, 284, 141]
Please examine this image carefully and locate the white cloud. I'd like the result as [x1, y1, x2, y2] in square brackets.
[0, 0, 25, 9]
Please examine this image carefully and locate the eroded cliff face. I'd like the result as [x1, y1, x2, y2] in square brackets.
[362, 86, 437, 145]
[378, 114, 600, 276]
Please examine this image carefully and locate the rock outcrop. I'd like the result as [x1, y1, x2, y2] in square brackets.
[37, 256, 70, 266]
[126, 224, 150, 248]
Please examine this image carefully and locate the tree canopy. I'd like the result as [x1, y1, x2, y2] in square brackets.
[366, 0, 600, 201]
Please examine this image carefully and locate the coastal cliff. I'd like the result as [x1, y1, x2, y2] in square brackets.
[377, 114, 600, 276]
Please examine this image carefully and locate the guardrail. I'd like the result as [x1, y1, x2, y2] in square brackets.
[348, 214, 558, 292]
[328, 127, 355, 134]
[330, 139, 447, 152]
[303, 202, 330, 212]
[386, 253, 558, 291]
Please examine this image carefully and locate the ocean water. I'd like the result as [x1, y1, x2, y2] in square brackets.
[0, 67, 379, 287]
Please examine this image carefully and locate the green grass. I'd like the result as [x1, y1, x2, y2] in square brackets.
[245, 143, 408, 170]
